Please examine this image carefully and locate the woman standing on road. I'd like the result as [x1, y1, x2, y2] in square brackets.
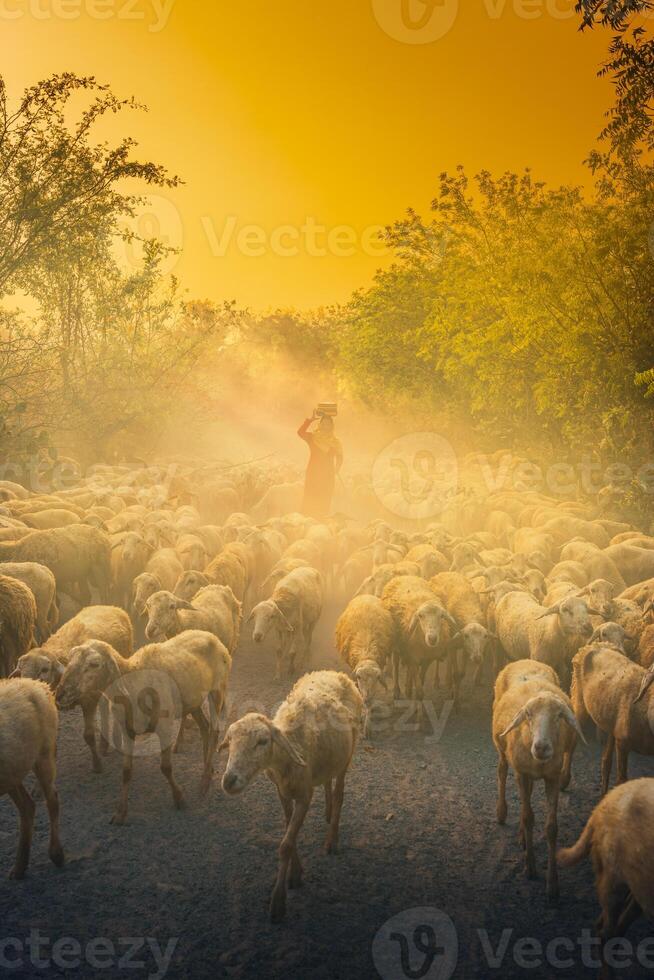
[297, 411, 343, 519]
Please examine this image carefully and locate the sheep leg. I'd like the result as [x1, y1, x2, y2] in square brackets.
[111, 729, 134, 826]
[392, 650, 402, 701]
[325, 770, 347, 854]
[270, 793, 311, 923]
[173, 715, 187, 753]
[159, 742, 185, 810]
[98, 696, 111, 756]
[616, 894, 641, 935]
[517, 774, 537, 879]
[277, 789, 303, 889]
[33, 755, 64, 869]
[544, 776, 560, 905]
[7, 783, 35, 880]
[324, 781, 333, 824]
[199, 694, 222, 796]
[597, 877, 632, 980]
[601, 734, 615, 796]
[615, 740, 629, 785]
[416, 663, 430, 732]
[496, 753, 508, 824]
[82, 700, 103, 774]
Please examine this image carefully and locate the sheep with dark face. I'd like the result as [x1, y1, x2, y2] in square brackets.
[382, 576, 457, 720]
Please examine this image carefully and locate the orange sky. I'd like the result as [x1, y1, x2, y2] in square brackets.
[3, 0, 613, 310]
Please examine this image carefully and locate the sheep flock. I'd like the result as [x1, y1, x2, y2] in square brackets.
[0, 450, 653, 980]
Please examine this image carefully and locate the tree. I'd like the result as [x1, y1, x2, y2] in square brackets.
[0, 73, 179, 297]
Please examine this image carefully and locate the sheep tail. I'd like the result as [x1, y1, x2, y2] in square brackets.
[557, 818, 593, 868]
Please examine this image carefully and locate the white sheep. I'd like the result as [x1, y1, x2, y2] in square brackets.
[220, 670, 362, 921]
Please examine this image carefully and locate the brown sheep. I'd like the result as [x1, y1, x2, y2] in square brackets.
[0, 525, 111, 604]
[558, 778, 654, 980]
[335, 595, 395, 735]
[56, 631, 231, 823]
[570, 644, 654, 795]
[493, 660, 583, 903]
[0, 574, 37, 677]
[12, 605, 133, 772]
[0, 561, 58, 642]
[0, 678, 64, 878]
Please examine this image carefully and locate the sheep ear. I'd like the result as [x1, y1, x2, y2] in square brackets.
[558, 701, 588, 745]
[217, 736, 230, 754]
[444, 611, 458, 631]
[378, 674, 388, 692]
[8, 666, 21, 678]
[577, 586, 589, 596]
[586, 607, 604, 617]
[408, 612, 419, 635]
[634, 669, 654, 704]
[269, 724, 306, 767]
[448, 631, 462, 650]
[536, 604, 560, 620]
[175, 598, 196, 611]
[499, 707, 527, 738]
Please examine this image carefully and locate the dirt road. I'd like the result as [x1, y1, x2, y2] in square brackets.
[1, 600, 652, 980]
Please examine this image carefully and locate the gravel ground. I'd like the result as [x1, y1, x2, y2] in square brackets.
[1, 599, 653, 980]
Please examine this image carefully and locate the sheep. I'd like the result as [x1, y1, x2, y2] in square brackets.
[638, 624, 654, 670]
[588, 622, 636, 658]
[382, 575, 457, 721]
[601, 544, 654, 587]
[204, 548, 248, 604]
[56, 631, 231, 823]
[0, 574, 37, 677]
[559, 544, 627, 592]
[0, 525, 111, 604]
[335, 595, 395, 735]
[0, 678, 65, 878]
[404, 544, 449, 579]
[557, 778, 654, 979]
[340, 548, 374, 599]
[22, 508, 82, 530]
[570, 643, 654, 794]
[110, 531, 153, 610]
[12, 605, 133, 772]
[429, 572, 495, 688]
[130, 546, 184, 618]
[173, 570, 211, 602]
[248, 566, 323, 679]
[144, 585, 242, 654]
[220, 670, 362, 922]
[492, 660, 584, 902]
[620, 576, 654, 606]
[495, 591, 595, 683]
[259, 557, 309, 599]
[175, 532, 208, 571]
[0, 561, 58, 642]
